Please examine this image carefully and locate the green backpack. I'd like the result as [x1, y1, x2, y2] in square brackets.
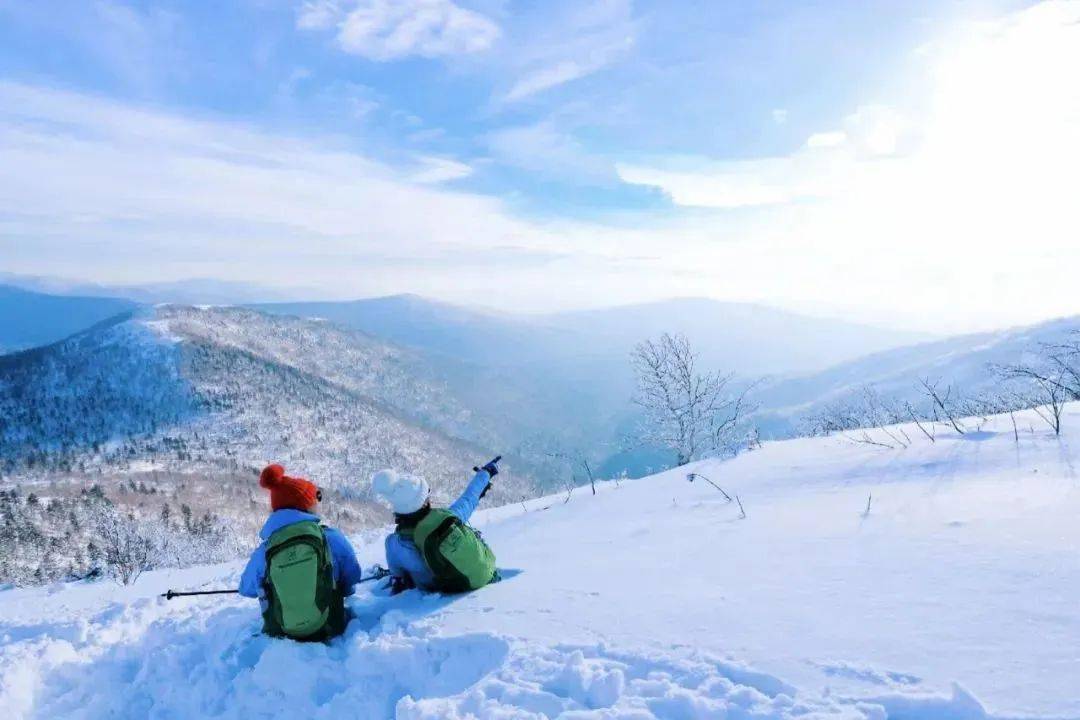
[262, 520, 343, 641]
[402, 508, 497, 593]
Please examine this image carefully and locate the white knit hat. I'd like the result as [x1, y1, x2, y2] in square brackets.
[371, 469, 430, 515]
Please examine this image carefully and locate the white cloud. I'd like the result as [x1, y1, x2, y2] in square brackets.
[1, 1, 182, 92]
[504, 61, 593, 103]
[0, 82, 524, 262]
[614, 1, 1080, 331]
[341, 83, 380, 119]
[499, 0, 635, 103]
[842, 104, 911, 158]
[487, 121, 616, 183]
[409, 156, 473, 184]
[298, 0, 500, 61]
[0, 81, 656, 310]
[616, 161, 798, 209]
[617, 103, 915, 210]
[805, 131, 846, 149]
[296, 0, 341, 30]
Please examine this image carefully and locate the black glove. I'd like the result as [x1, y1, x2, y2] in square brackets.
[389, 574, 415, 596]
[473, 455, 501, 479]
[475, 455, 501, 499]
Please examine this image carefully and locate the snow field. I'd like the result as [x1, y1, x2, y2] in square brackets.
[3, 404, 1080, 718]
[2, 579, 994, 720]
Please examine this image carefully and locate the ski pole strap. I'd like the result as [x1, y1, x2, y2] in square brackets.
[161, 589, 239, 600]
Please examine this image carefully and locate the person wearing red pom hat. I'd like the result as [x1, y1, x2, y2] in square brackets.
[239, 464, 363, 641]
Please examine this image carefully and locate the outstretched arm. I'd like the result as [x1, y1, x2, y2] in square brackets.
[448, 469, 492, 523]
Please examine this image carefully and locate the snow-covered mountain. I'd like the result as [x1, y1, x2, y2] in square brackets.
[0, 285, 135, 354]
[3, 403, 1078, 718]
[753, 314, 1080, 435]
[254, 294, 933, 474]
[0, 305, 527, 505]
[540, 297, 932, 375]
[252, 294, 574, 369]
[0, 273, 301, 306]
[254, 295, 929, 376]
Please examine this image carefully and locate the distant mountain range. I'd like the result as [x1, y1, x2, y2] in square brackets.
[249, 294, 938, 475]
[0, 285, 137, 354]
[0, 273, 304, 306]
[3, 274, 931, 376]
[252, 294, 932, 376]
[752, 315, 1080, 436]
[3, 278, 1074, 485]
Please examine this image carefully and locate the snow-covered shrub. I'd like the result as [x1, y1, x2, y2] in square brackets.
[91, 505, 155, 585]
[0, 484, 246, 587]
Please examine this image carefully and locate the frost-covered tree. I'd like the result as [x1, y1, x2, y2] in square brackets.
[995, 346, 1078, 436]
[630, 333, 751, 465]
[93, 508, 154, 586]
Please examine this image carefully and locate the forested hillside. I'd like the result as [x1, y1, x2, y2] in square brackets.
[0, 306, 538, 585]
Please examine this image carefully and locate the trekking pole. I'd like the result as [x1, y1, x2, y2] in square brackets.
[163, 568, 390, 600]
[161, 588, 239, 600]
[359, 565, 390, 584]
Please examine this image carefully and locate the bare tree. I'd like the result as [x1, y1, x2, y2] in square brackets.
[964, 384, 1037, 444]
[546, 448, 598, 495]
[630, 333, 753, 465]
[903, 400, 936, 443]
[1037, 333, 1080, 398]
[918, 378, 966, 435]
[996, 353, 1075, 436]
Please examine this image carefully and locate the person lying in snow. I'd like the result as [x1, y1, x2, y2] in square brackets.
[373, 458, 501, 595]
[239, 464, 363, 641]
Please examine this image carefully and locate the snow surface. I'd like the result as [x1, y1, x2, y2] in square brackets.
[2, 406, 1079, 719]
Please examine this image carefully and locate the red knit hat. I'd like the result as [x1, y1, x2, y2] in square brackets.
[259, 464, 320, 512]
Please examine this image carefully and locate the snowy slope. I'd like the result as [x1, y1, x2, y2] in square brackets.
[3, 405, 1079, 718]
[753, 315, 1080, 435]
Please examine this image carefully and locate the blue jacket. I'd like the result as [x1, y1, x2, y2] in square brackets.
[385, 469, 491, 590]
[239, 509, 363, 601]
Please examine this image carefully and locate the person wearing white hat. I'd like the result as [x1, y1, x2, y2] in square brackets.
[373, 457, 501, 594]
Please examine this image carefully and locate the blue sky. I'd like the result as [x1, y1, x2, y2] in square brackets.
[1, 0, 1078, 331]
[0, 0, 1010, 215]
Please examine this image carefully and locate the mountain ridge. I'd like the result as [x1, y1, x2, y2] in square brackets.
[752, 313, 1080, 435]
[0, 305, 532, 508]
[0, 285, 137, 354]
